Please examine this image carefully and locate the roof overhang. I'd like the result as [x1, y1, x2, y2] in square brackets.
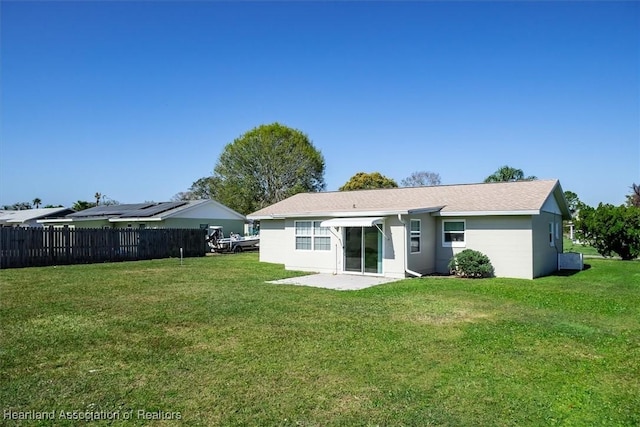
[37, 218, 74, 224]
[320, 217, 384, 228]
[433, 210, 540, 217]
[109, 217, 164, 222]
[248, 207, 443, 221]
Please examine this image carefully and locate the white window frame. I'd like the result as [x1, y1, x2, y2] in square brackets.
[443, 220, 466, 248]
[295, 220, 330, 251]
[313, 221, 331, 251]
[549, 222, 555, 247]
[410, 219, 421, 254]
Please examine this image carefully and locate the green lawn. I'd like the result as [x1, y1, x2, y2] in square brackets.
[1, 254, 639, 426]
[563, 238, 602, 257]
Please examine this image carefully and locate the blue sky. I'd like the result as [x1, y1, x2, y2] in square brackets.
[1, 1, 638, 208]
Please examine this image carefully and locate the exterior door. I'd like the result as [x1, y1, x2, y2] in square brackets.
[344, 226, 382, 274]
[344, 227, 362, 272]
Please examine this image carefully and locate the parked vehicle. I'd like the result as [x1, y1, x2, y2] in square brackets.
[206, 226, 259, 253]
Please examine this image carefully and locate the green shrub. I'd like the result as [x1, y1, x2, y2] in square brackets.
[448, 249, 494, 278]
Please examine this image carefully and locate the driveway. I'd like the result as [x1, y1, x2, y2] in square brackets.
[266, 273, 401, 291]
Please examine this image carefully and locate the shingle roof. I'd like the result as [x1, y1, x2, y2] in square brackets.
[248, 179, 569, 219]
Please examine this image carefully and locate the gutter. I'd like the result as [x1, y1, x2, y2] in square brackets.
[397, 214, 423, 278]
[109, 217, 164, 222]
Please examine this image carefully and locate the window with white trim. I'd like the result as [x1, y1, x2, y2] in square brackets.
[295, 221, 330, 251]
[410, 219, 421, 253]
[549, 222, 555, 246]
[443, 220, 465, 247]
[313, 221, 331, 250]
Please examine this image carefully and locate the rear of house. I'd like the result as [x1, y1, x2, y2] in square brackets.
[249, 180, 570, 280]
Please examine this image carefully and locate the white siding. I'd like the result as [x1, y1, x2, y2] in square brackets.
[436, 216, 534, 279]
[259, 216, 408, 278]
[405, 213, 437, 275]
[541, 194, 562, 215]
[384, 216, 408, 278]
[258, 220, 287, 264]
[532, 211, 563, 277]
[284, 218, 338, 274]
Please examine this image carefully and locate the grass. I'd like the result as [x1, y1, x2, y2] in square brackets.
[563, 238, 602, 257]
[1, 254, 639, 426]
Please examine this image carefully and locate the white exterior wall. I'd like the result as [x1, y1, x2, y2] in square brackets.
[405, 213, 437, 275]
[258, 218, 337, 274]
[258, 219, 287, 264]
[531, 193, 564, 278]
[383, 216, 409, 278]
[258, 217, 409, 278]
[283, 218, 338, 274]
[532, 211, 563, 278]
[435, 216, 534, 279]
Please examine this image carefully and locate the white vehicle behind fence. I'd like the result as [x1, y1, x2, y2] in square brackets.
[206, 226, 259, 253]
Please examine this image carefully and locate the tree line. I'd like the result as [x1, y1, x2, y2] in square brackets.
[5, 122, 637, 260]
[2, 193, 118, 212]
[174, 122, 638, 260]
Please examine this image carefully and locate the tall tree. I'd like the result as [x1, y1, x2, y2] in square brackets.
[211, 123, 325, 214]
[173, 177, 220, 201]
[484, 165, 537, 183]
[94, 192, 102, 205]
[627, 183, 640, 207]
[339, 172, 398, 191]
[563, 191, 582, 217]
[401, 171, 441, 187]
[32, 198, 42, 208]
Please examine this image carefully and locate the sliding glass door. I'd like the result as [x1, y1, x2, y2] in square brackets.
[344, 226, 382, 274]
[344, 227, 362, 272]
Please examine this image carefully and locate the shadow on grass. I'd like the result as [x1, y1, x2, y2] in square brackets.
[553, 263, 592, 277]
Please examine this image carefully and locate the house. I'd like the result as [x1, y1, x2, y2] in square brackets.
[38, 199, 246, 234]
[247, 180, 571, 280]
[0, 207, 74, 227]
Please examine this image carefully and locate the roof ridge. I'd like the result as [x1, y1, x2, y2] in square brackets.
[294, 178, 558, 196]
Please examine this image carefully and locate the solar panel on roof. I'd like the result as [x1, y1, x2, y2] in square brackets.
[119, 202, 189, 218]
[67, 203, 155, 218]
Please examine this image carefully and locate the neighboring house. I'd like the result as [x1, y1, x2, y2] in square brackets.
[247, 180, 571, 280]
[38, 200, 246, 234]
[0, 207, 74, 227]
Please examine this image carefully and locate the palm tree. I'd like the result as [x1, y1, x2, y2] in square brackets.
[32, 198, 42, 208]
[94, 192, 102, 206]
[484, 165, 537, 183]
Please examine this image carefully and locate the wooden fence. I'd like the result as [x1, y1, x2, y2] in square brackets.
[0, 227, 207, 269]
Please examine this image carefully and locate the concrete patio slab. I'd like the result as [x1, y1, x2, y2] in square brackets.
[266, 273, 401, 291]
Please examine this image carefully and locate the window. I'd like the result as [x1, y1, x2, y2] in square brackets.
[443, 220, 465, 247]
[295, 221, 330, 251]
[313, 221, 331, 250]
[549, 222, 555, 246]
[410, 219, 421, 253]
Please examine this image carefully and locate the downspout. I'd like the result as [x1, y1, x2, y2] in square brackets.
[398, 214, 423, 278]
[328, 227, 343, 276]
